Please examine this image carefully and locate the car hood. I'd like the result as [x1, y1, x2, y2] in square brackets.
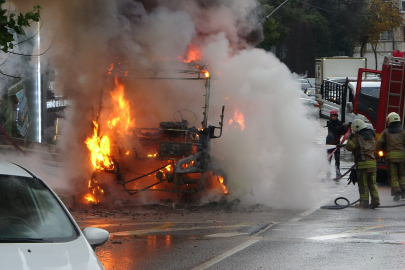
[0, 235, 104, 270]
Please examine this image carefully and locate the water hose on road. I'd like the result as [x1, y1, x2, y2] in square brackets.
[319, 127, 405, 209]
[320, 160, 405, 209]
[321, 197, 405, 209]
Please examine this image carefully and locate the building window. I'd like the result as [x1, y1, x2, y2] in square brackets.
[402, 0, 405, 12]
[380, 31, 393, 41]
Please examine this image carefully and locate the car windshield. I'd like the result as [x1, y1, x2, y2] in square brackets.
[0, 175, 78, 242]
[360, 86, 380, 98]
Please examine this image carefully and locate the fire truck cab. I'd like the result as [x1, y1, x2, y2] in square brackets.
[354, 53, 405, 176]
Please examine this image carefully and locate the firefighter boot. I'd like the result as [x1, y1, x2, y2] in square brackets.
[393, 191, 401, 201]
[335, 169, 342, 180]
[355, 201, 369, 209]
[369, 202, 380, 209]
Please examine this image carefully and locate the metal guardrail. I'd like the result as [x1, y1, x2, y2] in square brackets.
[322, 80, 345, 105]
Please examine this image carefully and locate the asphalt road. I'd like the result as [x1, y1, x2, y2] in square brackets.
[70, 117, 405, 270]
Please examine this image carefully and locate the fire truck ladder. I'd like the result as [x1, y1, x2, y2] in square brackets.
[387, 57, 405, 120]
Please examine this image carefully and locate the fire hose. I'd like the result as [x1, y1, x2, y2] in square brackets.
[0, 123, 26, 155]
[320, 129, 405, 209]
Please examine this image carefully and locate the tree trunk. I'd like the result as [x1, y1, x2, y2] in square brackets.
[360, 36, 369, 57]
[372, 44, 378, 70]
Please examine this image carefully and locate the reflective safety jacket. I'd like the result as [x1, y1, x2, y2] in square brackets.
[346, 129, 377, 172]
[375, 122, 405, 162]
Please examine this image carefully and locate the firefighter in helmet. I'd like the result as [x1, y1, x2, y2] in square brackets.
[375, 112, 405, 201]
[326, 110, 349, 178]
[346, 119, 380, 209]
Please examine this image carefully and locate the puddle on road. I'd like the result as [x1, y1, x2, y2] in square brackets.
[97, 234, 177, 269]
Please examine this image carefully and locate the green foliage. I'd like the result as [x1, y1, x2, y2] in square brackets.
[303, 12, 331, 57]
[0, 0, 41, 53]
[260, 17, 280, 51]
[258, 0, 403, 74]
[368, 0, 402, 45]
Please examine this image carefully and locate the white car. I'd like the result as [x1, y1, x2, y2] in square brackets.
[0, 161, 109, 269]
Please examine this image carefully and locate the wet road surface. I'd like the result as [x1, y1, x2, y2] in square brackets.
[70, 118, 405, 269]
[71, 179, 405, 270]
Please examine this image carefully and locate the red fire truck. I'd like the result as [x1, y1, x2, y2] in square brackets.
[353, 52, 405, 178]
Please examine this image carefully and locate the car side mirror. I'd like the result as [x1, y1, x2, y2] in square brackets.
[83, 227, 110, 250]
[346, 102, 353, 113]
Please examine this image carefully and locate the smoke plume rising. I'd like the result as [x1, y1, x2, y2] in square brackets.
[6, 0, 325, 209]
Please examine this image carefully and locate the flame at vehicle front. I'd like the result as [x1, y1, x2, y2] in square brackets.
[85, 121, 114, 171]
[218, 176, 228, 194]
[83, 73, 135, 204]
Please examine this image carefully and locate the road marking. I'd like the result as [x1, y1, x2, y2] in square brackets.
[204, 232, 248, 238]
[111, 224, 251, 237]
[135, 222, 176, 236]
[190, 239, 260, 270]
[308, 225, 383, 240]
[190, 223, 274, 270]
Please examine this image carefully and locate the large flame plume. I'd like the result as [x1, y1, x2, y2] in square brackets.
[83, 72, 134, 204]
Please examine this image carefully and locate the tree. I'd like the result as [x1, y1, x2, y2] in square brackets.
[366, 0, 402, 69]
[0, 0, 41, 53]
[258, 0, 370, 75]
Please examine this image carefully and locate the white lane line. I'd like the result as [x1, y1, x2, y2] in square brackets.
[308, 225, 383, 240]
[308, 231, 380, 241]
[190, 239, 260, 270]
[204, 232, 248, 238]
[190, 223, 275, 270]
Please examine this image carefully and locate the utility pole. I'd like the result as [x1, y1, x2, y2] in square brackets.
[264, 0, 294, 21]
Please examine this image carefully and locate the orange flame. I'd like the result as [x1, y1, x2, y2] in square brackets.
[234, 109, 245, 131]
[84, 193, 99, 204]
[107, 63, 114, 75]
[202, 69, 210, 78]
[218, 176, 228, 194]
[179, 44, 203, 63]
[107, 77, 134, 134]
[148, 153, 158, 158]
[84, 75, 134, 204]
[85, 121, 114, 171]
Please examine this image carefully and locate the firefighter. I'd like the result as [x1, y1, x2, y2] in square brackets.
[375, 112, 405, 201]
[346, 119, 380, 209]
[326, 110, 349, 178]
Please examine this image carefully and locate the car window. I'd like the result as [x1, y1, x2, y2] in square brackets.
[305, 89, 315, 96]
[0, 175, 78, 242]
[360, 86, 380, 98]
[307, 78, 315, 87]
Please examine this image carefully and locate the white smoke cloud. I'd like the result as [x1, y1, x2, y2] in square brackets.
[6, 0, 326, 209]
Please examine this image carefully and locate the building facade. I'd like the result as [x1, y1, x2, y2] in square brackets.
[353, 1, 405, 69]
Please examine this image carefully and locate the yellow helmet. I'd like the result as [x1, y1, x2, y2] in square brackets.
[387, 112, 400, 124]
[351, 119, 367, 132]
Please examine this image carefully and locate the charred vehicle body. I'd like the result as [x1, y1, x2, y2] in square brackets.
[86, 63, 226, 200]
